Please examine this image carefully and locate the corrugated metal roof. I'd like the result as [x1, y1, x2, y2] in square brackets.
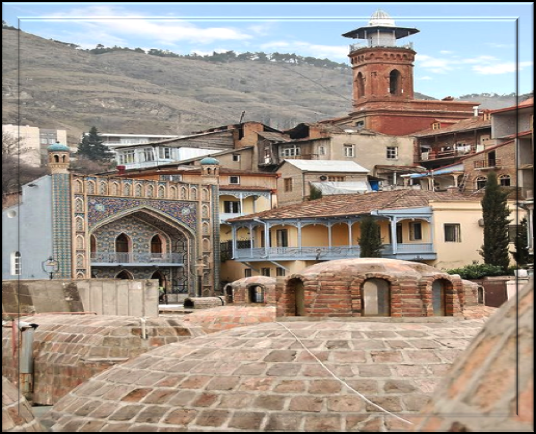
[284, 159, 369, 173]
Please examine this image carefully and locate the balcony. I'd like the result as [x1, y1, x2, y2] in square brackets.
[234, 243, 435, 262]
[91, 252, 185, 266]
[474, 159, 501, 169]
[220, 212, 244, 223]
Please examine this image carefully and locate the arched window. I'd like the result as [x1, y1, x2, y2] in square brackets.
[158, 186, 165, 198]
[135, 184, 143, 197]
[147, 185, 154, 197]
[75, 197, 84, 213]
[170, 186, 177, 199]
[76, 235, 84, 249]
[476, 176, 487, 190]
[115, 233, 130, 253]
[362, 278, 390, 316]
[90, 235, 97, 258]
[432, 280, 446, 316]
[75, 180, 83, 193]
[99, 182, 107, 195]
[356, 72, 365, 98]
[87, 181, 95, 194]
[151, 235, 163, 255]
[181, 187, 188, 200]
[116, 270, 133, 279]
[54, 155, 60, 163]
[499, 174, 511, 187]
[111, 182, 119, 196]
[123, 183, 131, 196]
[191, 188, 198, 200]
[389, 70, 401, 95]
[75, 216, 84, 231]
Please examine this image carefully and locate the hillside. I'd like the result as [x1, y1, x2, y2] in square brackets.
[2, 28, 531, 143]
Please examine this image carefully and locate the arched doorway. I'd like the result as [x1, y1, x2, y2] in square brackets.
[362, 278, 390, 316]
[151, 270, 167, 303]
[389, 69, 401, 95]
[224, 284, 233, 304]
[432, 279, 447, 316]
[115, 233, 130, 262]
[248, 285, 265, 303]
[294, 280, 305, 316]
[116, 270, 133, 279]
[90, 235, 97, 259]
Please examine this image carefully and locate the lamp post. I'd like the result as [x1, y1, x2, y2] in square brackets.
[42, 256, 59, 280]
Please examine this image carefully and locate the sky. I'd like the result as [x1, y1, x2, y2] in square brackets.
[2, 2, 534, 99]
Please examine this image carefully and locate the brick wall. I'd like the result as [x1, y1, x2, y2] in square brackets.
[227, 276, 276, 305]
[2, 376, 43, 432]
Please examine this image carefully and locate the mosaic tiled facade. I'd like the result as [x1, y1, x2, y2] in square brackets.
[42, 149, 220, 295]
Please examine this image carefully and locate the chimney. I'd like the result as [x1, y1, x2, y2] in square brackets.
[117, 165, 126, 175]
[473, 106, 479, 117]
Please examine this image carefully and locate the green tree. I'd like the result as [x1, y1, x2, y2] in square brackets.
[511, 217, 530, 266]
[76, 126, 113, 161]
[480, 172, 511, 271]
[308, 185, 323, 201]
[358, 216, 384, 258]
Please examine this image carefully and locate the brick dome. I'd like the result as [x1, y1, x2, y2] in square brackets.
[44, 317, 487, 432]
[2, 315, 204, 405]
[2, 376, 44, 432]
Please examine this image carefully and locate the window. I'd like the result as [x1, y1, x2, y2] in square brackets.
[276, 229, 288, 247]
[229, 176, 240, 185]
[344, 144, 355, 157]
[160, 174, 182, 182]
[143, 148, 154, 162]
[476, 177, 487, 190]
[409, 222, 423, 241]
[120, 150, 135, 164]
[432, 122, 441, 130]
[232, 154, 241, 162]
[284, 178, 293, 192]
[158, 147, 172, 159]
[261, 268, 271, 277]
[328, 176, 345, 182]
[249, 286, 265, 303]
[499, 174, 511, 187]
[11, 252, 21, 276]
[244, 269, 252, 278]
[280, 145, 301, 157]
[276, 267, 286, 277]
[389, 69, 400, 95]
[386, 147, 398, 160]
[116, 233, 130, 253]
[224, 201, 241, 214]
[319, 146, 325, 156]
[444, 224, 461, 242]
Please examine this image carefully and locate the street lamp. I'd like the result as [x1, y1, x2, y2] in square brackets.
[42, 256, 59, 280]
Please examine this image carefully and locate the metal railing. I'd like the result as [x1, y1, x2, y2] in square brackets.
[474, 159, 500, 169]
[91, 252, 185, 264]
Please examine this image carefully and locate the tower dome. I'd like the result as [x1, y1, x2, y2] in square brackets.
[47, 142, 70, 152]
[369, 9, 396, 27]
[200, 156, 220, 165]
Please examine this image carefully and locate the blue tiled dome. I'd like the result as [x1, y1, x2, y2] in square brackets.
[200, 157, 220, 165]
[47, 142, 70, 152]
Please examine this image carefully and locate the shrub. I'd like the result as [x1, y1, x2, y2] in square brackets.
[446, 263, 508, 280]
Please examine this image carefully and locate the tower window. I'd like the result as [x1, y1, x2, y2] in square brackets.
[389, 70, 401, 95]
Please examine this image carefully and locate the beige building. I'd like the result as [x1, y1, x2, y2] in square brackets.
[227, 189, 525, 278]
[2, 124, 68, 167]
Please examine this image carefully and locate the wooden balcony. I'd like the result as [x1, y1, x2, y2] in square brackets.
[474, 159, 501, 169]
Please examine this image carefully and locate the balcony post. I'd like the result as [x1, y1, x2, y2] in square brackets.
[328, 222, 332, 248]
[249, 223, 254, 256]
[348, 221, 353, 246]
[232, 226, 237, 259]
[239, 193, 244, 216]
[297, 222, 302, 248]
[390, 217, 398, 254]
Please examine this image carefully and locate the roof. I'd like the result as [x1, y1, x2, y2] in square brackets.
[47, 142, 70, 151]
[490, 96, 534, 114]
[229, 189, 480, 222]
[257, 131, 292, 142]
[219, 185, 273, 192]
[282, 159, 369, 173]
[413, 117, 491, 138]
[200, 157, 219, 165]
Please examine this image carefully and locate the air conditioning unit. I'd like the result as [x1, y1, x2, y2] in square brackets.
[319, 175, 327, 181]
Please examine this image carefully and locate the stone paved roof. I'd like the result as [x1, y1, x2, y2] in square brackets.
[413, 280, 533, 432]
[45, 318, 486, 432]
[184, 306, 277, 334]
[2, 376, 43, 432]
[229, 189, 479, 221]
[2, 315, 203, 406]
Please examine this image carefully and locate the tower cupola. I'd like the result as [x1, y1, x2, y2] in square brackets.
[47, 141, 71, 174]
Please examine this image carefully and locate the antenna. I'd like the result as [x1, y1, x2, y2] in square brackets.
[239, 111, 245, 123]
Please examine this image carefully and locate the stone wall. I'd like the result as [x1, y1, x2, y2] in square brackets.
[225, 276, 276, 305]
[2, 315, 204, 405]
[2, 279, 159, 318]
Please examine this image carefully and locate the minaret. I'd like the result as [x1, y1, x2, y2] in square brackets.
[47, 141, 71, 174]
[343, 10, 420, 106]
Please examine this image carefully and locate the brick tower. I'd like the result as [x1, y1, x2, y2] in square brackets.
[344, 9, 419, 105]
[331, 10, 477, 135]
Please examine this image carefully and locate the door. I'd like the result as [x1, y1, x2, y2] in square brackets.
[362, 279, 390, 316]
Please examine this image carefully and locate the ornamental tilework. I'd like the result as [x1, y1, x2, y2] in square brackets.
[52, 173, 72, 278]
[87, 197, 197, 230]
[92, 215, 174, 254]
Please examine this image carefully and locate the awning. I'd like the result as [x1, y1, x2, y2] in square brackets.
[310, 181, 371, 195]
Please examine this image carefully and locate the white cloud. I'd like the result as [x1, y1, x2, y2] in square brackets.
[418, 76, 433, 80]
[415, 54, 454, 73]
[473, 61, 533, 75]
[461, 55, 498, 64]
[486, 43, 515, 48]
[439, 50, 453, 54]
[43, 5, 252, 45]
